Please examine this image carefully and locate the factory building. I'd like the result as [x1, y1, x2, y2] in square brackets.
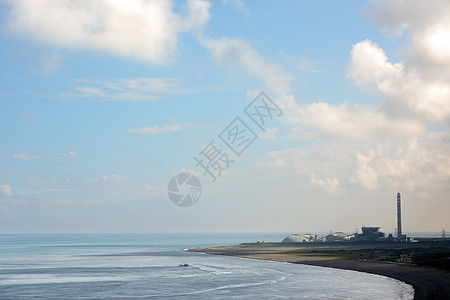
[353, 227, 385, 241]
[282, 193, 409, 243]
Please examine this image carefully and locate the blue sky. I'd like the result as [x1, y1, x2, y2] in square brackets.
[0, 0, 449, 234]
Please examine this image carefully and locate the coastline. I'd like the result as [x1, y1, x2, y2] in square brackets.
[189, 243, 450, 300]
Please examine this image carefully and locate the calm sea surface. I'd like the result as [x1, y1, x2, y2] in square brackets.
[0, 233, 414, 299]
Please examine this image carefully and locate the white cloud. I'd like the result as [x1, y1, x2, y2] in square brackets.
[265, 143, 353, 190]
[201, 33, 438, 142]
[64, 78, 196, 101]
[351, 138, 450, 195]
[288, 2, 449, 141]
[202, 36, 422, 142]
[195, 1, 449, 209]
[352, 151, 380, 190]
[263, 130, 450, 197]
[348, 39, 403, 89]
[294, 102, 425, 141]
[201, 37, 293, 99]
[13, 153, 45, 161]
[348, 39, 450, 124]
[129, 123, 198, 135]
[310, 174, 343, 194]
[363, 0, 450, 74]
[283, 1, 449, 143]
[0, 184, 13, 198]
[6, 0, 211, 64]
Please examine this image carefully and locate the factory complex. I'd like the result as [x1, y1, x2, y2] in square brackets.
[283, 193, 411, 243]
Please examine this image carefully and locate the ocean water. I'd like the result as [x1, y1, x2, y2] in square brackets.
[0, 234, 414, 299]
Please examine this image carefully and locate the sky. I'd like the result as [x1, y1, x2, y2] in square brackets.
[0, 0, 449, 234]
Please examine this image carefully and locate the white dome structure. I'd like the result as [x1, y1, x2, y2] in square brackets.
[282, 234, 308, 243]
[325, 232, 351, 242]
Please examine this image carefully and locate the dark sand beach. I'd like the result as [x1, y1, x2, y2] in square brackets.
[189, 243, 450, 300]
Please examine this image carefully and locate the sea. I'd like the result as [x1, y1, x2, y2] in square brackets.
[0, 233, 414, 299]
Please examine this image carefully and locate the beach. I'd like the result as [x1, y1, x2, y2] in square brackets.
[189, 243, 450, 300]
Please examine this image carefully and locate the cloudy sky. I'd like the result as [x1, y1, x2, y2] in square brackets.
[0, 0, 449, 234]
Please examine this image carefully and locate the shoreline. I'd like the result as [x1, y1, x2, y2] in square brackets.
[189, 243, 450, 300]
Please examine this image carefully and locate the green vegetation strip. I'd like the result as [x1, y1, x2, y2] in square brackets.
[287, 247, 450, 271]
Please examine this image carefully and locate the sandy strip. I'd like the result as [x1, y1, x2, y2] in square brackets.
[189, 244, 450, 300]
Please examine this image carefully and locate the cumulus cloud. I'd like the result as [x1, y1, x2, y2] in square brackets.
[348, 40, 403, 89]
[197, 0, 449, 201]
[0, 184, 13, 198]
[352, 151, 381, 190]
[129, 123, 198, 135]
[6, 0, 211, 63]
[264, 134, 450, 197]
[363, 0, 450, 75]
[63, 78, 195, 101]
[310, 174, 342, 195]
[265, 143, 353, 186]
[348, 39, 450, 124]
[351, 138, 450, 196]
[201, 35, 428, 142]
[201, 36, 294, 101]
[283, 1, 449, 142]
[289, 1, 450, 141]
[295, 102, 424, 141]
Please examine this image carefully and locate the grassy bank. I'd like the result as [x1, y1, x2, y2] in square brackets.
[288, 246, 450, 271]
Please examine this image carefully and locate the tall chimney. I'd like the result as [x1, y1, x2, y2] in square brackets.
[397, 193, 402, 239]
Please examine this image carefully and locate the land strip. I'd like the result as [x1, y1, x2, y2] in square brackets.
[189, 242, 450, 300]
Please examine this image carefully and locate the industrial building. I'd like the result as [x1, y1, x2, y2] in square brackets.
[282, 192, 409, 243]
[353, 227, 385, 241]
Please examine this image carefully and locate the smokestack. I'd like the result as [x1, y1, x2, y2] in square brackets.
[397, 193, 402, 239]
